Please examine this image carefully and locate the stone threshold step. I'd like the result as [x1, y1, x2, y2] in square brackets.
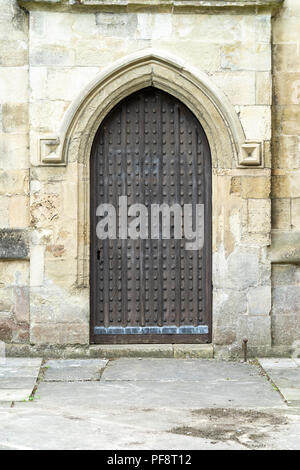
[5, 343, 213, 359]
[90, 344, 214, 359]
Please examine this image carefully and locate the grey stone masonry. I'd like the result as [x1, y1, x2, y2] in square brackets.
[0, 230, 29, 260]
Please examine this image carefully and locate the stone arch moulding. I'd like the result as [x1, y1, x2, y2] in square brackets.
[35, 49, 259, 287]
[37, 49, 251, 169]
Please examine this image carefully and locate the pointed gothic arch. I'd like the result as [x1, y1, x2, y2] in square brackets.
[54, 49, 246, 286]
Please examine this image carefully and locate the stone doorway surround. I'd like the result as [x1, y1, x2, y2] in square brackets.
[5, 0, 282, 357]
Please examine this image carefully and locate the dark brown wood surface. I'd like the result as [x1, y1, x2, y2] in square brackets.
[90, 88, 212, 343]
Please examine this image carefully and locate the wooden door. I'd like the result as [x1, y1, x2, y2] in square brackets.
[90, 87, 212, 343]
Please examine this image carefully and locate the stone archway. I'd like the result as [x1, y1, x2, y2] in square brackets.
[49, 49, 246, 288]
[34, 49, 270, 352]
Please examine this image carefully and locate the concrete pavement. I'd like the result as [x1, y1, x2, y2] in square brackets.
[0, 358, 42, 402]
[0, 357, 300, 449]
[258, 358, 300, 407]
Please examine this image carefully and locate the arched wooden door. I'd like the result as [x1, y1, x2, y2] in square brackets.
[90, 87, 212, 343]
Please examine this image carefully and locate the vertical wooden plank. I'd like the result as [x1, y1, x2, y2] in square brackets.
[174, 103, 182, 327]
[191, 123, 199, 326]
[163, 94, 171, 326]
[139, 94, 146, 327]
[102, 125, 110, 328]
[121, 103, 128, 327]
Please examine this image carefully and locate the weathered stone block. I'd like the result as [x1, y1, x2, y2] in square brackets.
[0, 134, 29, 170]
[273, 15, 300, 43]
[89, 344, 173, 359]
[225, 247, 261, 290]
[272, 175, 300, 198]
[74, 37, 150, 67]
[0, 319, 13, 342]
[30, 100, 70, 133]
[256, 71, 272, 105]
[272, 198, 291, 230]
[96, 12, 138, 38]
[30, 45, 75, 66]
[2, 103, 28, 133]
[172, 13, 257, 45]
[264, 140, 272, 169]
[272, 264, 300, 287]
[239, 105, 271, 140]
[273, 135, 300, 170]
[173, 344, 213, 359]
[241, 176, 270, 199]
[30, 193, 59, 229]
[248, 199, 271, 233]
[274, 72, 300, 105]
[45, 67, 99, 101]
[0, 40, 27, 67]
[0, 229, 29, 259]
[30, 323, 59, 344]
[221, 43, 271, 72]
[0, 169, 29, 196]
[0, 260, 29, 286]
[30, 245, 44, 287]
[0, 287, 13, 313]
[14, 286, 30, 323]
[30, 286, 88, 324]
[272, 284, 300, 316]
[30, 322, 89, 345]
[0, 1, 28, 41]
[278, 105, 300, 135]
[272, 315, 300, 346]
[213, 289, 247, 345]
[247, 286, 271, 316]
[9, 196, 29, 229]
[271, 231, 300, 264]
[237, 315, 271, 347]
[241, 231, 271, 247]
[0, 67, 28, 103]
[11, 322, 29, 344]
[274, 44, 300, 73]
[0, 196, 9, 228]
[210, 71, 255, 105]
[44, 258, 77, 288]
[291, 198, 300, 229]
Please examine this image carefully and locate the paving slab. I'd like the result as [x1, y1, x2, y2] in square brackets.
[36, 358, 284, 410]
[259, 358, 298, 370]
[0, 377, 38, 389]
[102, 358, 269, 383]
[0, 358, 297, 450]
[43, 359, 108, 382]
[37, 379, 283, 409]
[0, 358, 42, 402]
[258, 358, 300, 407]
[0, 406, 250, 450]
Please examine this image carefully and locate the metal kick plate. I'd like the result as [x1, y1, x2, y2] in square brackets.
[94, 326, 209, 335]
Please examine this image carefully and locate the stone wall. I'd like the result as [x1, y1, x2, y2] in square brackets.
[272, 0, 300, 350]
[1, 0, 298, 357]
[0, 0, 30, 343]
